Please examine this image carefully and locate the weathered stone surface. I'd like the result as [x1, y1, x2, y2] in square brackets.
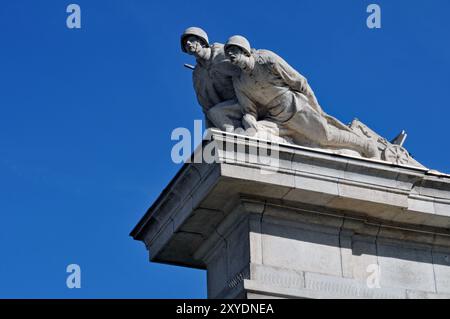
[340, 235, 379, 281]
[131, 130, 450, 299]
[432, 248, 450, 294]
[377, 241, 436, 292]
[260, 223, 342, 277]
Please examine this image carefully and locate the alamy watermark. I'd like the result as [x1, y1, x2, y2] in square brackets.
[367, 4, 381, 29]
[66, 4, 81, 29]
[171, 120, 281, 174]
[366, 264, 381, 289]
[66, 264, 81, 289]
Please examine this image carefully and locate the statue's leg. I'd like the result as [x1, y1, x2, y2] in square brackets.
[207, 100, 243, 132]
[284, 105, 330, 144]
[284, 102, 378, 158]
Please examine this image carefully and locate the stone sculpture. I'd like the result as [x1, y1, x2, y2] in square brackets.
[223, 35, 379, 159]
[182, 28, 424, 167]
[181, 27, 242, 131]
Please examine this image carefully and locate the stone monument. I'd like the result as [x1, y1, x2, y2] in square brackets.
[130, 28, 450, 299]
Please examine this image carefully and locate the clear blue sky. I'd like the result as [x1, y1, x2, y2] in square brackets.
[0, 0, 449, 298]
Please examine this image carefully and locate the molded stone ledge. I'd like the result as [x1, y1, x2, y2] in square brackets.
[130, 131, 450, 298]
[243, 273, 406, 299]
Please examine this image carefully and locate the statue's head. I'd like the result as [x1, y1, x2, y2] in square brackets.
[224, 35, 253, 72]
[181, 27, 210, 57]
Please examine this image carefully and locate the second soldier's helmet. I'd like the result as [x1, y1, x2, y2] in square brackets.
[224, 35, 252, 57]
[181, 27, 210, 53]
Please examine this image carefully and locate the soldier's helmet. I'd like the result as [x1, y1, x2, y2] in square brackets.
[181, 27, 210, 53]
[224, 35, 252, 57]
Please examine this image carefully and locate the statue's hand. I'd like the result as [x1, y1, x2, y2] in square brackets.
[242, 114, 258, 130]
